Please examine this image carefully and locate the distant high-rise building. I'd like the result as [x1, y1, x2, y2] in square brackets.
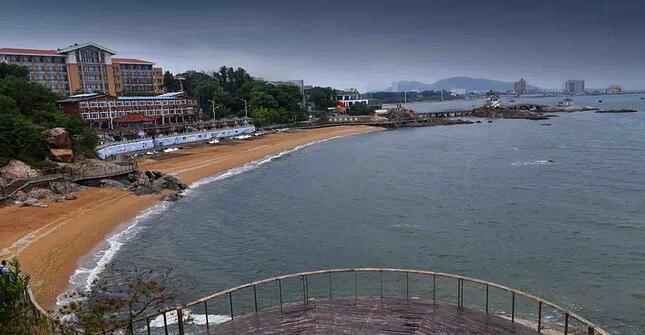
[606, 84, 622, 94]
[513, 78, 526, 94]
[564, 80, 585, 95]
[392, 81, 398, 93]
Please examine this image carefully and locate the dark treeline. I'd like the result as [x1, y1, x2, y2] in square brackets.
[163, 66, 312, 127]
[365, 91, 464, 104]
[0, 63, 97, 167]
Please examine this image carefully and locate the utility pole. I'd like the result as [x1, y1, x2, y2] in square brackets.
[404, 91, 407, 104]
[208, 99, 217, 120]
[175, 76, 186, 92]
[241, 99, 248, 118]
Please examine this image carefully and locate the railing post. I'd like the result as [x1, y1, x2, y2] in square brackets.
[432, 274, 436, 304]
[329, 272, 333, 299]
[177, 308, 184, 335]
[253, 285, 258, 313]
[511, 292, 515, 323]
[406, 272, 409, 300]
[537, 301, 542, 333]
[162, 311, 168, 335]
[302, 275, 307, 306]
[588, 326, 595, 335]
[278, 279, 283, 311]
[354, 271, 358, 299]
[229, 292, 234, 320]
[564, 313, 569, 335]
[485, 284, 489, 314]
[380, 270, 383, 298]
[204, 301, 210, 332]
[146, 317, 151, 335]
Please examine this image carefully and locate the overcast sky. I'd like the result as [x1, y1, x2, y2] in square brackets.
[2, 0, 644, 91]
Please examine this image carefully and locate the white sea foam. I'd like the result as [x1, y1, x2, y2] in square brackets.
[510, 159, 554, 167]
[58, 133, 356, 307]
[147, 309, 230, 328]
[186, 134, 349, 190]
[56, 202, 171, 306]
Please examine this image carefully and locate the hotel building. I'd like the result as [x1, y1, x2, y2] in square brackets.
[0, 42, 164, 96]
[57, 92, 197, 128]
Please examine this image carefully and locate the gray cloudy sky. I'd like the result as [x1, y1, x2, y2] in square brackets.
[1, 0, 644, 91]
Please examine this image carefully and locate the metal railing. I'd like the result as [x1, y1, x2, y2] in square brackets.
[0, 174, 64, 201]
[99, 268, 608, 335]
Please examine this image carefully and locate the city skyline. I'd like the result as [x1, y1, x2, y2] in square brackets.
[1, 0, 644, 91]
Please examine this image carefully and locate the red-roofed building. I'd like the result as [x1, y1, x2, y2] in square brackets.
[0, 42, 164, 96]
[113, 113, 159, 128]
[57, 92, 196, 129]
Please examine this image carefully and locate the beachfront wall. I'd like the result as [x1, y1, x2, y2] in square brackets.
[96, 125, 256, 159]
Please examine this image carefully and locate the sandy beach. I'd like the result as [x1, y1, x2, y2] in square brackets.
[0, 126, 381, 310]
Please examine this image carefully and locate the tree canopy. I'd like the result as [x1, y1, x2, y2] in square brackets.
[0, 64, 97, 166]
[163, 66, 307, 125]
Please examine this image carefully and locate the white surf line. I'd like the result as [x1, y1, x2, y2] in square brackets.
[57, 130, 368, 305]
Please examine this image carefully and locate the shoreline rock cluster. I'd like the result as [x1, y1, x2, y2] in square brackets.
[98, 170, 189, 201]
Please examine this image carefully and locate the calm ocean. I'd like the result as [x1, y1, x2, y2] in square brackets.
[76, 94, 645, 334]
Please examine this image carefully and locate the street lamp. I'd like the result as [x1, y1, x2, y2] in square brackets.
[207, 99, 218, 120]
[241, 99, 248, 118]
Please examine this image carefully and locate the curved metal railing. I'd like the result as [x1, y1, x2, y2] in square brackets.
[94, 268, 609, 335]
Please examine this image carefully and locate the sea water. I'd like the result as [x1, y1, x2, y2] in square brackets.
[78, 94, 645, 334]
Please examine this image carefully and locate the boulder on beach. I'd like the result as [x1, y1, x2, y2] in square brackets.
[18, 198, 48, 208]
[99, 179, 127, 189]
[50, 148, 74, 163]
[0, 160, 40, 182]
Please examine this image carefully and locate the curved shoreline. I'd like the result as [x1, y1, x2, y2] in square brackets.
[0, 126, 382, 309]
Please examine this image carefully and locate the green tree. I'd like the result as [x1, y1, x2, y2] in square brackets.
[309, 87, 336, 110]
[59, 267, 180, 334]
[162, 71, 180, 92]
[0, 63, 29, 81]
[347, 102, 373, 115]
[0, 64, 98, 166]
[0, 258, 46, 335]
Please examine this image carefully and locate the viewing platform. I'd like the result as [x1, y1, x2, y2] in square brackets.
[32, 268, 608, 334]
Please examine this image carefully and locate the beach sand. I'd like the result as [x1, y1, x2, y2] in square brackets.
[0, 126, 381, 310]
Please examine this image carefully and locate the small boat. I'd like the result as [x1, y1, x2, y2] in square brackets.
[598, 100, 603, 103]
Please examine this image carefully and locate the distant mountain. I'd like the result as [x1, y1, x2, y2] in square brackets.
[387, 77, 539, 92]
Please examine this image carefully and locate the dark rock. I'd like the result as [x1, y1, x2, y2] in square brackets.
[50, 148, 74, 163]
[27, 188, 54, 200]
[99, 179, 127, 189]
[20, 198, 48, 208]
[160, 192, 183, 202]
[132, 186, 155, 195]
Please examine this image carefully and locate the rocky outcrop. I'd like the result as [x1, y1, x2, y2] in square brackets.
[16, 198, 48, 208]
[127, 170, 188, 195]
[0, 160, 40, 183]
[50, 148, 74, 163]
[42, 127, 72, 149]
[160, 192, 183, 202]
[470, 107, 549, 120]
[99, 179, 127, 189]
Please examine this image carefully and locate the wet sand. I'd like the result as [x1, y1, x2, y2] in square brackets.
[0, 126, 381, 310]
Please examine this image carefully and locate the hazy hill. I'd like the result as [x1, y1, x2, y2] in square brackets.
[387, 77, 539, 92]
